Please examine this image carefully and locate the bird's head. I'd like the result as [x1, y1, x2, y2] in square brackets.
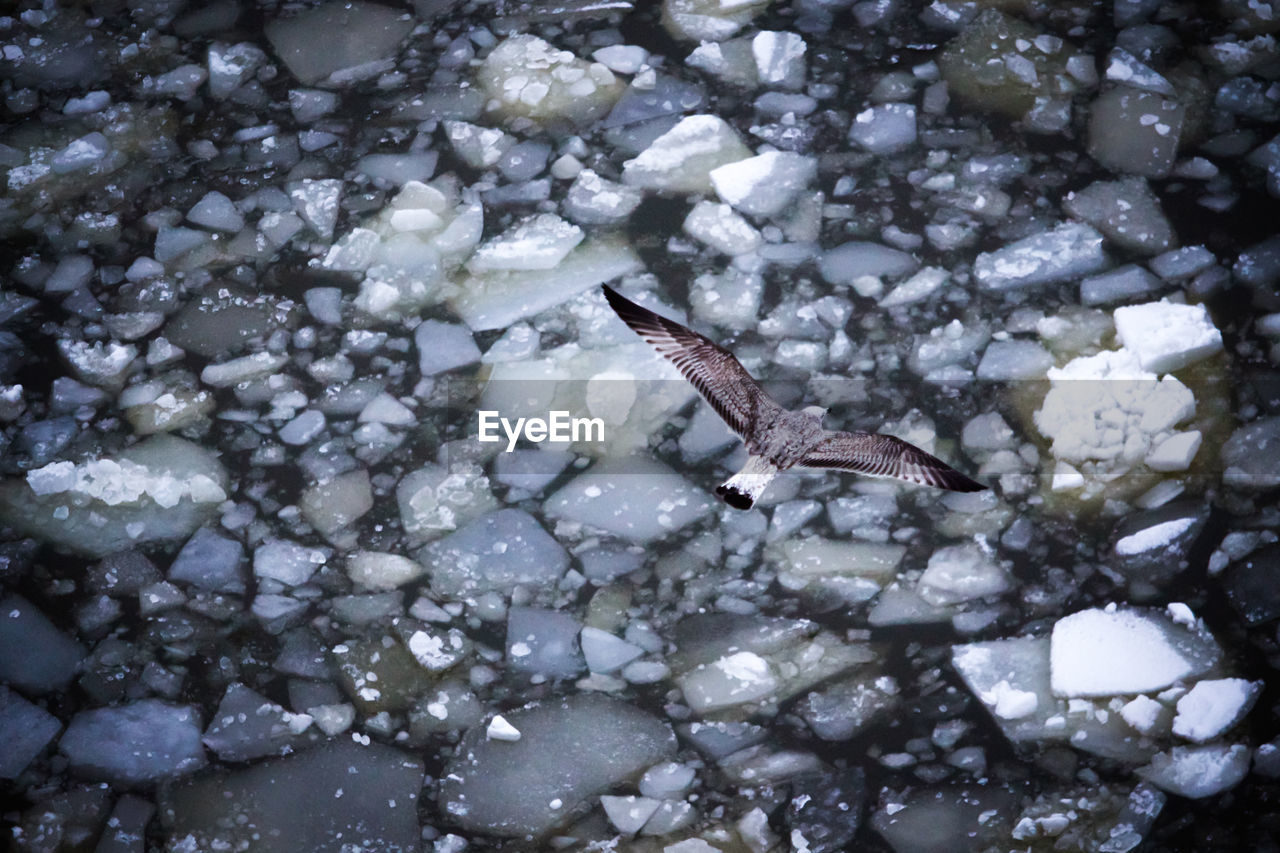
[802, 405, 827, 422]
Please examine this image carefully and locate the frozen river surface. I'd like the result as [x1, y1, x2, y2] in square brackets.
[2, 0, 1280, 851]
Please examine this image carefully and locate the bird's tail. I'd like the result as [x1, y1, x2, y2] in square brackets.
[716, 456, 776, 510]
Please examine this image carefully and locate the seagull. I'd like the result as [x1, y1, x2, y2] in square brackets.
[602, 285, 987, 510]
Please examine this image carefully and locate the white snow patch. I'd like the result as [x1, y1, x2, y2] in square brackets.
[1115, 517, 1196, 555]
[980, 679, 1039, 719]
[1113, 300, 1223, 374]
[486, 714, 522, 742]
[1120, 695, 1167, 735]
[26, 457, 225, 508]
[1050, 607, 1218, 698]
[468, 213, 583, 272]
[1172, 678, 1261, 743]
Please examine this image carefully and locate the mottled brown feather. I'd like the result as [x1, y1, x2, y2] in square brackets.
[799, 431, 987, 492]
[602, 285, 779, 437]
[602, 285, 988, 495]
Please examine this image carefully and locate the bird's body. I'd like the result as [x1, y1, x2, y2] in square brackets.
[602, 284, 987, 509]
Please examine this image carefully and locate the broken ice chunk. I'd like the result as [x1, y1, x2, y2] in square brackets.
[680, 651, 780, 713]
[0, 686, 62, 779]
[0, 436, 227, 557]
[909, 318, 991, 376]
[848, 103, 917, 154]
[419, 509, 569, 598]
[57, 339, 137, 389]
[951, 636, 1061, 743]
[265, 1, 413, 86]
[60, 700, 206, 784]
[1080, 264, 1163, 306]
[1063, 178, 1174, 255]
[1034, 349, 1196, 472]
[289, 87, 339, 122]
[937, 10, 1085, 120]
[872, 786, 1014, 853]
[592, 44, 649, 75]
[288, 178, 343, 239]
[797, 672, 899, 742]
[563, 169, 644, 225]
[580, 626, 645, 674]
[683, 200, 762, 255]
[1105, 47, 1175, 95]
[1112, 300, 1223, 374]
[254, 539, 325, 586]
[980, 679, 1039, 720]
[976, 340, 1054, 381]
[187, 190, 244, 233]
[477, 35, 623, 126]
[397, 462, 497, 538]
[202, 682, 309, 762]
[321, 228, 381, 271]
[0, 594, 85, 694]
[752, 31, 806, 89]
[601, 795, 661, 835]
[208, 42, 267, 99]
[1221, 417, 1280, 489]
[1144, 430, 1202, 471]
[444, 120, 514, 169]
[163, 739, 422, 850]
[493, 449, 573, 496]
[507, 607, 585, 679]
[169, 527, 245, 593]
[622, 114, 751, 194]
[774, 538, 905, 603]
[545, 456, 713, 544]
[1140, 744, 1251, 799]
[415, 320, 480, 376]
[1150, 245, 1216, 280]
[406, 627, 469, 673]
[201, 352, 288, 388]
[917, 543, 1010, 606]
[973, 222, 1107, 291]
[125, 386, 215, 435]
[300, 466, 373, 537]
[819, 241, 918, 285]
[356, 241, 446, 322]
[662, 0, 771, 42]
[603, 72, 708, 129]
[45, 255, 94, 293]
[687, 38, 759, 88]
[1087, 88, 1185, 178]
[63, 90, 111, 115]
[438, 694, 675, 837]
[1171, 678, 1261, 743]
[450, 235, 642, 331]
[1111, 505, 1207, 600]
[709, 151, 817, 217]
[880, 266, 949, 307]
[50, 132, 111, 174]
[468, 213, 584, 272]
[487, 714, 522, 742]
[1120, 694, 1170, 736]
[1049, 607, 1220, 698]
[358, 151, 438, 187]
[1234, 234, 1280, 294]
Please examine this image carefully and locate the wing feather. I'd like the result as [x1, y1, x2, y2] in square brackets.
[800, 431, 987, 493]
[602, 285, 776, 437]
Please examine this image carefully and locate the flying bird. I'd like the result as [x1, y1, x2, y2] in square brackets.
[602, 285, 987, 510]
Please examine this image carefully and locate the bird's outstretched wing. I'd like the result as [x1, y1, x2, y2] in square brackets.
[602, 285, 777, 437]
[799, 431, 988, 492]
